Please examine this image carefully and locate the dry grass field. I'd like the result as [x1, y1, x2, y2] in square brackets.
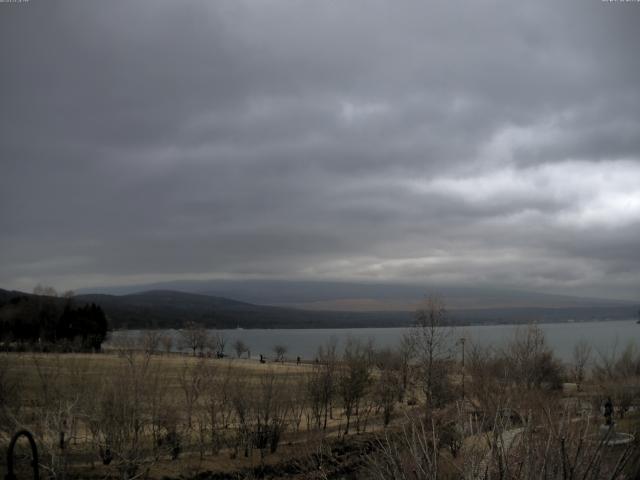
[6, 351, 315, 398]
[0, 348, 407, 479]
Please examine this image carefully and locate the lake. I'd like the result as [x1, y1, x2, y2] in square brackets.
[106, 319, 640, 362]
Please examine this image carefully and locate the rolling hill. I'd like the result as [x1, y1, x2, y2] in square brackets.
[3, 285, 638, 330]
[0, 288, 412, 329]
[79, 279, 637, 310]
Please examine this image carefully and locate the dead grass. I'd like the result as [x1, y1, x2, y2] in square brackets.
[3, 351, 313, 402]
[0, 351, 402, 479]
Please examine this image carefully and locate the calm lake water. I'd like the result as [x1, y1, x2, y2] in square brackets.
[107, 319, 640, 362]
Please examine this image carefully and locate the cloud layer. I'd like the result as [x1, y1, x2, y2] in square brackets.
[1, 0, 639, 299]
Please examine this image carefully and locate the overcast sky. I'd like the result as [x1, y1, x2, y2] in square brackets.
[1, 0, 639, 300]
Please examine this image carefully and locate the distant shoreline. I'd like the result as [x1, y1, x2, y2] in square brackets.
[109, 317, 638, 332]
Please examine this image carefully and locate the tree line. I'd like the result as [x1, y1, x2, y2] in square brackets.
[0, 286, 108, 352]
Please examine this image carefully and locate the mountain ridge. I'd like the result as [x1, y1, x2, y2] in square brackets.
[4, 285, 637, 330]
[77, 279, 636, 310]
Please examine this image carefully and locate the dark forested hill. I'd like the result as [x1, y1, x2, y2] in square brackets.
[0, 289, 412, 329]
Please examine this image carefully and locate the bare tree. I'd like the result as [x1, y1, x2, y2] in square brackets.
[338, 338, 371, 435]
[87, 350, 162, 479]
[374, 365, 402, 427]
[273, 344, 288, 363]
[307, 338, 338, 430]
[593, 341, 640, 420]
[202, 363, 233, 455]
[288, 376, 307, 433]
[213, 332, 227, 357]
[178, 359, 206, 430]
[572, 339, 592, 387]
[233, 339, 249, 358]
[251, 369, 291, 456]
[140, 330, 162, 355]
[397, 334, 415, 401]
[180, 322, 208, 356]
[466, 342, 516, 432]
[411, 295, 453, 412]
[230, 376, 252, 458]
[508, 324, 563, 390]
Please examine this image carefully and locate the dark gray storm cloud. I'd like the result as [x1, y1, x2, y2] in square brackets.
[1, 0, 639, 299]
